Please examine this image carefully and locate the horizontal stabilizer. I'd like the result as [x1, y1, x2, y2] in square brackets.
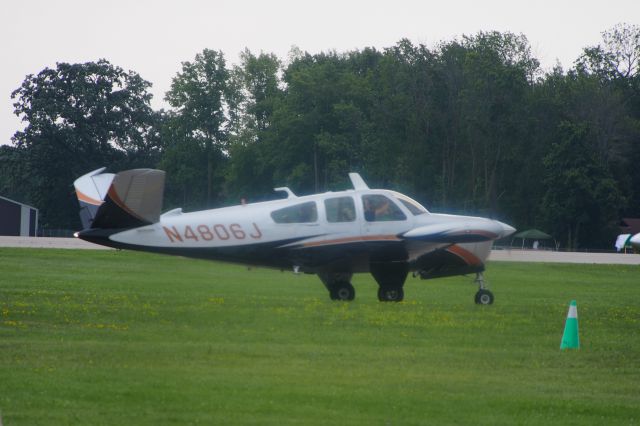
[74, 168, 165, 230]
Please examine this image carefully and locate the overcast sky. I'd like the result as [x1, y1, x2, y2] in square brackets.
[1, 0, 638, 145]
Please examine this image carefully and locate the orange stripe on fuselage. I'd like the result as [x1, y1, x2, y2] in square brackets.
[446, 244, 483, 266]
[301, 234, 401, 248]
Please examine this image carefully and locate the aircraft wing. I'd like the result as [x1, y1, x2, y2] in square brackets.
[401, 219, 514, 244]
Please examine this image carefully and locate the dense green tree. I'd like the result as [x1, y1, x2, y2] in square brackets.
[164, 49, 232, 207]
[233, 49, 282, 136]
[541, 122, 623, 249]
[502, 64, 565, 230]
[157, 111, 208, 211]
[458, 32, 539, 215]
[0, 145, 26, 203]
[576, 23, 640, 216]
[360, 41, 429, 190]
[6, 25, 638, 248]
[9, 59, 158, 229]
[223, 50, 284, 201]
[259, 51, 372, 193]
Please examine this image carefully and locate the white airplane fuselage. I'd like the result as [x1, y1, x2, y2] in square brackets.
[83, 190, 504, 271]
[75, 169, 515, 302]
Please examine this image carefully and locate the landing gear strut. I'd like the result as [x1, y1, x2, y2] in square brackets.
[473, 272, 494, 305]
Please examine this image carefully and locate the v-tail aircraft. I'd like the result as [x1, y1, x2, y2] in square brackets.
[74, 168, 516, 303]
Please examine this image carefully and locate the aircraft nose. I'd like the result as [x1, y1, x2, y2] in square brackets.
[495, 221, 516, 238]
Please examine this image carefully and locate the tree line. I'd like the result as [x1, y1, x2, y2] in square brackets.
[1, 24, 639, 250]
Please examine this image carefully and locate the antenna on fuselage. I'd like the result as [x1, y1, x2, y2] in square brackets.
[274, 187, 297, 198]
[349, 173, 369, 190]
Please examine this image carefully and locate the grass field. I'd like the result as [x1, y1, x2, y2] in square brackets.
[1, 248, 639, 425]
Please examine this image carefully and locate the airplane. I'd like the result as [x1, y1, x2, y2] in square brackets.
[73, 168, 516, 304]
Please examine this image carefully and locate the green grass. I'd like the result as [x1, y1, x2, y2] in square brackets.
[1, 248, 639, 425]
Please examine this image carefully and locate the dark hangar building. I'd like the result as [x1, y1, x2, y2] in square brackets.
[0, 195, 38, 236]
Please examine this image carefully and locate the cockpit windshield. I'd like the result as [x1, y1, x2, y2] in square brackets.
[391, 192, 429, 215]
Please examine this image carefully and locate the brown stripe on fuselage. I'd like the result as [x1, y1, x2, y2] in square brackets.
[76, 190, 103, 206]
[300, 234, 401, 248]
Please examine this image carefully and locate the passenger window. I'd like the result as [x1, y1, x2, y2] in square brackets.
[362, 194, 406, 222]
[324, 197, 356, 223]
[271, 201, 318, 223]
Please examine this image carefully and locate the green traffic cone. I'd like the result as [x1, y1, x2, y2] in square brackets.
[560, 300, 580, 350]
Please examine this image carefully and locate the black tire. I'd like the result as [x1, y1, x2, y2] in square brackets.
[377, 287, 404, 302]
[475, 289, 494, 305]
[330, 282, 355, 301]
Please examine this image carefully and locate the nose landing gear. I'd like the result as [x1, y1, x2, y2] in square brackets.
[474, 272, 494, 305]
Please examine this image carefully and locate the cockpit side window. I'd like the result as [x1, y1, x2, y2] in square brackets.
[270, 201, 318, 223]
[324, 196, 356, 223]
[362, 194, 407, 222]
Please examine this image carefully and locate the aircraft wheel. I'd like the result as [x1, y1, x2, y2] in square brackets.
[330, 282, 355, 301]
[475, 289, 494, 305]
[378, 287, 404, 302]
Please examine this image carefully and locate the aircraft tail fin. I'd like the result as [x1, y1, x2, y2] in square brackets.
[74, 168, 165, 230]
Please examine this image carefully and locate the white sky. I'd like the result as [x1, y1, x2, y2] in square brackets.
[1, 0, 638, 145]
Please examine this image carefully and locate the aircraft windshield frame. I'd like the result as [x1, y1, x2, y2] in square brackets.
[390, 191, 429, 215]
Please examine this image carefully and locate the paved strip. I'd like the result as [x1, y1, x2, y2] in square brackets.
[0, 236, 111, 250]
[489, 249, 640, 265]
[1, 237, 639, 264]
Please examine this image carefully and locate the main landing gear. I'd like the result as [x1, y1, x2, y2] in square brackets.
[377, 286, 404, 302]
[371, 262, 408, 302]
[318, 262, 409, 302]
[474, 272, 494, 305]
[319, 272, 355, 301]
[331, 282, 355, 301]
